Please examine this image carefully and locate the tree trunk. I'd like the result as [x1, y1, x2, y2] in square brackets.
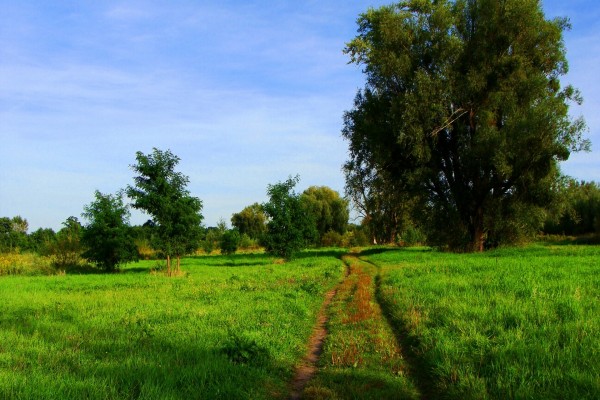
[471, 207, 485, 252]
[176, 256, 181, 273]
[166, 254, 171, 276]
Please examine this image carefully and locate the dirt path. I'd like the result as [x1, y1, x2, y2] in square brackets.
[288, 264, 350, 400]
[288, 252, 429, 399]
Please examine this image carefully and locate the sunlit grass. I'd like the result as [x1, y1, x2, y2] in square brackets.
[0, 251, 345, 399]
[366, 244, 600, 399]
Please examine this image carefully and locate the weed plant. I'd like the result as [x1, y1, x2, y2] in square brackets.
[0, 252, 345, 399]
[0, 253, 57, 276]
[365, 244, 600, 399]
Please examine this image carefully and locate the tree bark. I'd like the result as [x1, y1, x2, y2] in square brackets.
[471, 207, 485, 252]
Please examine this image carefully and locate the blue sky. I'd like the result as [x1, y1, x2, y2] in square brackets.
[1, 1, 599, 231]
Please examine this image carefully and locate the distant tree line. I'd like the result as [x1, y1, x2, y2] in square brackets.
[1, 148, 362, 272]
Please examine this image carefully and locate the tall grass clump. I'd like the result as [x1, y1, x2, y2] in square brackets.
[0, 253, 57, 276]
[365, 245, 600, 399]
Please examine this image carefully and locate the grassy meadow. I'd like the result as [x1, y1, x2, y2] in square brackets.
[0, 251, 345, 399]
[367, 244, 600, 399]
[1, 244, 599, 399]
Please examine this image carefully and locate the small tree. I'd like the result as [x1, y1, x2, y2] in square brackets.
[81, 191, 138, 272]
[0, 216, 30, 253]
[52, 217, 83, 267]
[220, 229, 241, 255]
[261, 176, 317, 260]
[28, 228, 57, 255]
[127, 148, 203, 275]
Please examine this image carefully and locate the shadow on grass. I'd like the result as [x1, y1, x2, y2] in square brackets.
[186, 253, 276, 268]
[296, 248, 348, 259]
[304, 367, 420, 400]
[61, 263, 105, 275]
[373, 272, 439, 400]
[537, 234, 600, 246]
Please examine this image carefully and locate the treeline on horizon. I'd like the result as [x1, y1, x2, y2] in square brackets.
[0, 148, 364, 274]
[1, 169, 600, 268]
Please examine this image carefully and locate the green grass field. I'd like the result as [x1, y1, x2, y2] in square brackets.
[0, 251, 345, 399]
[366, 244, 600, 399]
[1, 245, 599, 399]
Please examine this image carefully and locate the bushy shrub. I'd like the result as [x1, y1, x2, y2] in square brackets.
[51, 217, 83, 268]
[400, 225, 427, 246]
[341, 226, 371, 247]
[219, 229, 241, 255]
[81, 191, 139, 272]
[238, 233, 260, 251]
[135, 238, 158, 260]
[262, 176, 318, 260]
[321, 230, 344, 247]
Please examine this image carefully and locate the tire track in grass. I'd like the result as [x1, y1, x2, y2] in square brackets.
[299, 254, 421, 399]
[360, 254, 434, 400]
[288, 262, 351, 400]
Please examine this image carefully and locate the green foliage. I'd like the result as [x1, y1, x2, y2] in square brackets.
[200, 229, 218, 254]
[219, 229, 241, 255]
[0, 253, 56, 276]
[81, 191, 138, 272]
[126, 148, 203, 273]
[51, 216, 83, 268]
[320, 230, 344, 247]
[238, 233, 260, 250]
[201, 220, 227, 254]
[0, 216, 30, 253]
[261, 176, 318, 260]
[231, 203, 267, 240]
[545, 180, 600, 235]
[342, 224, 372, 247]
[344, 0, 589, 251]
[344, 160, 419, 245]
[399, 224, 427, 246]
[28, 228, 57, 256]
[300, 186, 349, 243]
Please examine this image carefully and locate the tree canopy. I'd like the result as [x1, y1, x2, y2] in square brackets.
[300, 186, 349, 243]
[231, 203, 267, 240]
[262, 176, 317, 260]
[343, 0, 589, 251]
[126, 148, 203, 274]
[81, 191, 138, 272]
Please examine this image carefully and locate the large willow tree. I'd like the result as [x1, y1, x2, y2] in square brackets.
[343, 0, 588, 251]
